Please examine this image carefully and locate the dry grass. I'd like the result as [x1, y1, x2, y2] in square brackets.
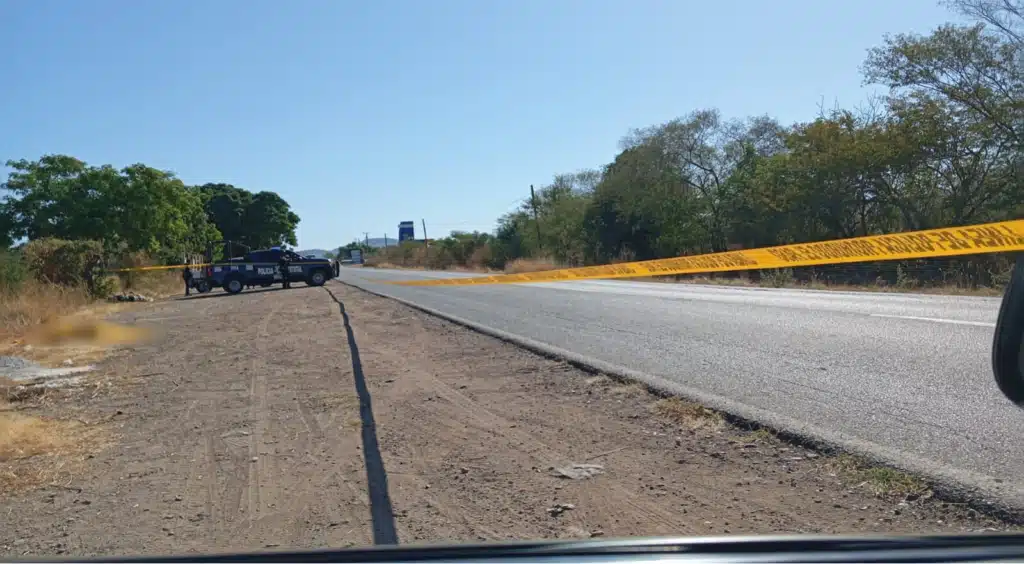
[0, 376, 47, 404]
[0, 412, 70, 460]
[364, 261, 411, 270]
[115, 253, 183, 297]
[652, 397, 725, 430]
[735, 427, 778, 444]
[0, 270, 156, 494]
[0, 271, 159, 368]
[0, 296, 146, 368]
[503, 258, 560, 274]
[584, 375, 615, 387]
[121, 270, 183, 298]
[0, 369, 109, 494]
[823, 454, 930, 499]
[800, 280, 1003, 297]
[363, 260, 496, 274]
[609, 382, 648, 397]
[0, 412, 105, 493]
[0, 282, 93, 339]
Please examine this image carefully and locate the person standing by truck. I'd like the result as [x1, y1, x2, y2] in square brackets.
[182, 265, 193, 296]
[278, 254, 292, 289]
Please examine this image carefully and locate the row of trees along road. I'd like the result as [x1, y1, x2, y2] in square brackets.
[0, 155, 300, 291]
[371, 0, 1024, 289]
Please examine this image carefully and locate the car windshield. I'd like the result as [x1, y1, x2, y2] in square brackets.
[3, 0, 1024, 560]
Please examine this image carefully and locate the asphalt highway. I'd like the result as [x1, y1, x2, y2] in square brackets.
[335, 267, 1024, 507]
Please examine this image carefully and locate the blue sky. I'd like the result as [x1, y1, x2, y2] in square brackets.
[1, 0, 964, 249]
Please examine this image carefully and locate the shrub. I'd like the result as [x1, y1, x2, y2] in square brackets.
[22, 238, 104, 288]
[114, 250, 153, 291]
[91, 275, 121, 299]
[504, 258, 559, 274]
[0, 251, 27, 294]
[468, 244, 494, 269]
[760, 268, 795, 288]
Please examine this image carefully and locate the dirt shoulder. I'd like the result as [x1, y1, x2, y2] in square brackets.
[0, 282, 1016, 558]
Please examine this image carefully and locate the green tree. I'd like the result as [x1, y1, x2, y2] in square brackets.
[246, 191, 300, 248]
[863, 21, 1024, 149]
[197, 184, 300, 251]
[1, 155, 222, 260]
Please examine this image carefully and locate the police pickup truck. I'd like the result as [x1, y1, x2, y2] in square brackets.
[203, 245, 335, 294]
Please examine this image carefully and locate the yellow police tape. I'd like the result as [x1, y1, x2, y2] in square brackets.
[387, 219, 1024, 287]
[107, 263, 211, 273]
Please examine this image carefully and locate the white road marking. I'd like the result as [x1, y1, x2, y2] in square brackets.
[870, 314, 996, 328]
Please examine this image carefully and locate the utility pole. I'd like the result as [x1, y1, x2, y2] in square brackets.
[421, 219, 429, 266]
[384, 234, 389, 248]
[363, 232, 370, 248]
[529, 184, 543, 250]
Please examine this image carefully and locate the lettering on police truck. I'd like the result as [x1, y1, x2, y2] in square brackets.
[289, 266, 303, 273]
[257, 267, 275, 276]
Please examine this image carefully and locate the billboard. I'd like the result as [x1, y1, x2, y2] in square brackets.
[350, 249, 363, 264]
[398, 221, 415, 242]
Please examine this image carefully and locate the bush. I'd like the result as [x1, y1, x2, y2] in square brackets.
[468, 244, 495, 270]
[504, 258, 559, 274]
[91, 275, 121, 299]
[760, 268, 795, 288]
[0, 251, 27, 294]
[113, 250, 152, 290]
[22, 238, 103, 288]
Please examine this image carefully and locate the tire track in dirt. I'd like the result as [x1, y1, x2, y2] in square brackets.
[351, 294, 696, 537]
[424, 337, 827, 534]
[244, 359, 264, 524]
[167, 293, 251, 542]
[245, 290, 373, 547]
[406, 308, 835, 533]
[228, 291, 374, 547]
[381, 345, 696, 537]
[398, 441, 507, 542]
[203, 433, 217, 538]
[243, 303, 283, 526]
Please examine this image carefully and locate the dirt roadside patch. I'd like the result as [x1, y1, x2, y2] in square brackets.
[0, 283, 1016, 557]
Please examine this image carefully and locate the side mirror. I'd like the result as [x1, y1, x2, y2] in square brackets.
[992, 253, 1024, 407]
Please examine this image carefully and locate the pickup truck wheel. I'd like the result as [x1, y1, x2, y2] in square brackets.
[307, 270, 327, 287]
[196, 279, 211, 293]
[224, 277, 244, 295]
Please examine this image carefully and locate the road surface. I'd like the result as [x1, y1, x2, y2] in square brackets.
[337, 267, 1024, 507]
